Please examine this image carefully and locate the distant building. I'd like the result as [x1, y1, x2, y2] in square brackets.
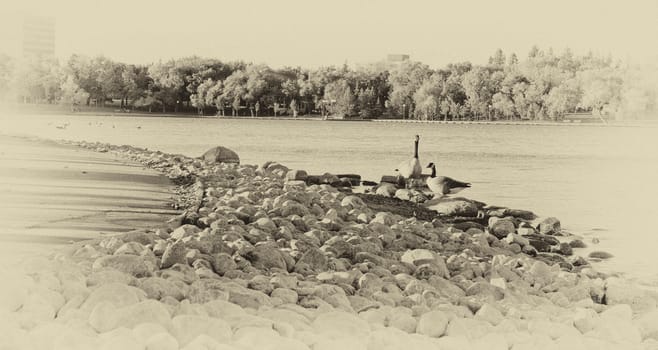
[387, 54, 410, 63]
[22, 15, 55, 58]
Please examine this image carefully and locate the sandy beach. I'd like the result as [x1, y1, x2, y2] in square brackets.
[0, 134, 179, 265]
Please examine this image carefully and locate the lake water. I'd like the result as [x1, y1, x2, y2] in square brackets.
[2, 113, 658, 286]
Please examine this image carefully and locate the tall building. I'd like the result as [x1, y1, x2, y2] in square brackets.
[22, 15, 55, 58]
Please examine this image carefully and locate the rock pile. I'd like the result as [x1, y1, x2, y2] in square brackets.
[2, 140, 657, 350]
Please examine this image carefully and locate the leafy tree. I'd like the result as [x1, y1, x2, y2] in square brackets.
[545, 78, 582, 118]
[0, 54, 12, 100]
[290, 98, 298, 117]
[14, 56, 62, 103]
[462, 67, 496, 119]
[507, 53, 519, 68]
[119, 64, 151, 108]
[412, 74, 444, 120]
[388, 61, 432, 117]
[488, 49, 506, 69]
[356, 87, 378, 118]
[95, 57, 126, 106]
[190, 78, 215, 115]
[324, 79, 355, 117]
[59, 75, 89, 111]
[491, 92, 515, 119]
[578, 68, 623, 116]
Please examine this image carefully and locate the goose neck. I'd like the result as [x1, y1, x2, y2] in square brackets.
[414, 139, 419, 159]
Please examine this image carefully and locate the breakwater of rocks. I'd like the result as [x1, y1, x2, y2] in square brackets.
[1, 139, 658, 350]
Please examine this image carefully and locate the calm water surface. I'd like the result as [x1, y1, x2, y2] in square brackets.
[3, 114, 658, 286]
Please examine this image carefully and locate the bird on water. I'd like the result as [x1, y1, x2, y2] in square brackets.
[426, 162, 471, 199]
[396, 135, 423, 188]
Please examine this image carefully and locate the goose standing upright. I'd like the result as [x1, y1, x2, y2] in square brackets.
[396, 135, 422, 187]
[426, 162, 471, 198]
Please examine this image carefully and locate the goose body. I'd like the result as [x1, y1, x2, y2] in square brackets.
[397, 135, 422, 182]
[426, 162, 471, 198]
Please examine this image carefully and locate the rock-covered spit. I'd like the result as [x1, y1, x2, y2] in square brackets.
[2, 140, 657, 350]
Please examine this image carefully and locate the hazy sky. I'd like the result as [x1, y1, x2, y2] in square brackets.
[1, 0, 657, 67]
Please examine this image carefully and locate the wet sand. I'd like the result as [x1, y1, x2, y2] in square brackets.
[0, 134, 180, 264]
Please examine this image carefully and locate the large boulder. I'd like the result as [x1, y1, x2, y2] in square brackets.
[92, 255, 153, 278]
[245, 245, 292, 271]
[417, 310, 450, 337]
[425, 198, 479, 217]
[199, 146, 240, 164]
[537, 217, 561, 235]
[375, 183, 397, 197]
[489, 219, 516, 239]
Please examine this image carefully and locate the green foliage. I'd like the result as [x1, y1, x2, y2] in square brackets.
[324, 79, 355, 117]
[3, 45, 654, 120]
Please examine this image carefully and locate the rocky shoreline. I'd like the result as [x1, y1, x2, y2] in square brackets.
[2, 139, 658, 350]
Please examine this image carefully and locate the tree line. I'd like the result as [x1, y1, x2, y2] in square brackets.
[0, 46, 656, 120]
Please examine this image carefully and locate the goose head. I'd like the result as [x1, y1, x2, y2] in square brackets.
[426, 162, 435, 169]
[414, 135, 420, 142]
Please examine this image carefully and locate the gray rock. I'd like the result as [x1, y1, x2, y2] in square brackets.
[506, 209, 536, 220]
[187, 279, 230, 304]
[81, 282, 145, 311]
[426, 276, 465, 301]
[270, 274, 298, 290]
[341, 195, 366, 210]
[248, 275, 274, 294]
[417, 310, 450, 337]
[280, 201, 310, 217]
[92, 255, 153, 278]
[375, 183, 397, 197]
[426, 198, 479, 217]
[589, 251, 614, 259]
[271, 288, 298, 304]
[569, 239, 586, 248]
[139, 277, 185, 301]
[113, 242, 147, 255]
[286, 169, 308, 182]
[224, 282, 272, 309]
[400, 249, 434, 266]
[395, 189, 413, 201]
[254, 217, 277, 233]
[348, 295, 379, 313]
[296, 247, 328, 271]
[538, 217, 561, 235]
[553, 242, 573, 256]
[465, 281, 504, 301]
[200, 146, 240, 164]
[245, 245, 290, 271]
[525, 234, 559, 253]
[161, 241, 187, 269]
[489, 219, 516, 239]
[170, 224, 201, 241]
[211, 253, 237, 276]
[87, 268, 137, 287]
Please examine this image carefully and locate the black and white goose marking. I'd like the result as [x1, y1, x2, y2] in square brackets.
[426, 162, 471, 198]
[396, 135, 422, 187]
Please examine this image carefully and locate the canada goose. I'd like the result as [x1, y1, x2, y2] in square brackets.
[397, 135, 422, 187]
[426, 162, 471, 198]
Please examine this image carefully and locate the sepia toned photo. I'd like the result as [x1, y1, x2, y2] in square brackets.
[1, 0, 657, 349]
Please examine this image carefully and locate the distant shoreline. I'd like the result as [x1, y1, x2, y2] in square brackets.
[4, 104, 656, 127]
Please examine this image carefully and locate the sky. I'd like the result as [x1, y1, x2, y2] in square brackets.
[1, 0, 657, 68]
